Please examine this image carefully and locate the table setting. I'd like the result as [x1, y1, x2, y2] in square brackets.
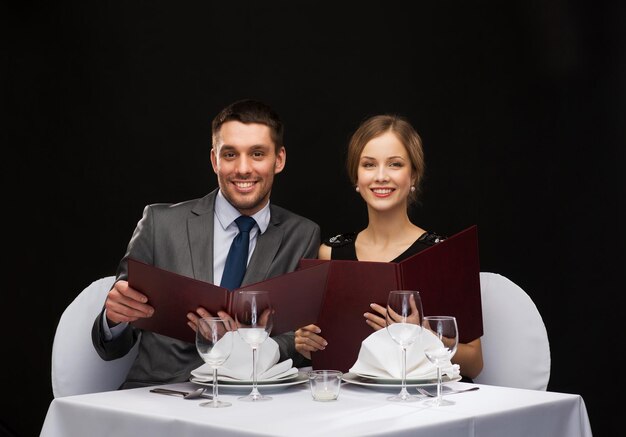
[40, 287, 593, 436]
[190, 335, 307, 389]
[342, 327, 461, 387]
[189, 290, 309, 406]
[184, 289, 468, 407]
[339, 290, 462, 406]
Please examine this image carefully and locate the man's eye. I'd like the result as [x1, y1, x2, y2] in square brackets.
[223, 152, 236, 159]
[252, 151, 265, 158]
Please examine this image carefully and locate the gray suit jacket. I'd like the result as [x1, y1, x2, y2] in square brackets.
[92, 189, 320, 388]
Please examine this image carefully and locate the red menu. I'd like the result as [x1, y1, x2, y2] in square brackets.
[298, 225, 483, 372]
[128, 258, 330, 343]
[129, 225, 482, 370]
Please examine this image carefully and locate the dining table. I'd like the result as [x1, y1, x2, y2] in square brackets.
[40, 372, 592, 437]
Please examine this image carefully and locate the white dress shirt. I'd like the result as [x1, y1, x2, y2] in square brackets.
[212, 189, 270, 286]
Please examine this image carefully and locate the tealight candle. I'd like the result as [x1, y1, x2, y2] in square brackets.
[313, 387, 337, 401]
[308, 370, 342, 402]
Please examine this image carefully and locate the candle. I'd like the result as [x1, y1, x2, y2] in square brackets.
[313, 387, 337, 401]
[309, 370, 342, 402]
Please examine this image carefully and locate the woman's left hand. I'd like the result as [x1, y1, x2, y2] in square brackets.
[364, 303, 387, 331]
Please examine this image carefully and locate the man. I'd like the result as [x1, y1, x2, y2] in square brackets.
[92, 99, 320, 389]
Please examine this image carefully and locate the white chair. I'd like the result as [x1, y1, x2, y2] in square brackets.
[473, 272, 551, 390]
[51, 276, 139, 397]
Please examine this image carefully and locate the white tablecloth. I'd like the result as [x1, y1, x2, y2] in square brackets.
[40, 376, 592, 437]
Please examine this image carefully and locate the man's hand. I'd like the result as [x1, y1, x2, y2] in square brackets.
[187, 307, 235, 332]
[105, 280, 154, 325]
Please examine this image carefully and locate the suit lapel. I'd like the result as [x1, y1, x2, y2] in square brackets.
[188, 191, 217, 283]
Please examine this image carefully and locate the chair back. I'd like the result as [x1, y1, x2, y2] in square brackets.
[473, 272, 551, 390]
[51, 276, 139, 397]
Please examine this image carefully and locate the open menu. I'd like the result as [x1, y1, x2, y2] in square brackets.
[128, 258, 331, 343]
[129, 225, 482, 372]
[298, 225, 483, 372]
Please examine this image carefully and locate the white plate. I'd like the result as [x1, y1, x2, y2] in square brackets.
[353, 371, 460, 384]
[217, 371, 299, 384]
[342, 372, 461, 388]
[190, 372, 309, 389]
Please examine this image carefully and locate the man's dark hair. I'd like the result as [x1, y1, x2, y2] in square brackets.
[211, 99, 284, 151]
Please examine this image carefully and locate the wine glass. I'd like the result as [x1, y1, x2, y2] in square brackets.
[385, 290, 423, 402]
[195, 316, 234, 408]
[233, 290, 274, 401]
[422, 316, 458, 406]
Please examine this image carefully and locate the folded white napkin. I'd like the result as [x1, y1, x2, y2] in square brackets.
[191, 333, 298, 382]
[349, 328, 460, 380]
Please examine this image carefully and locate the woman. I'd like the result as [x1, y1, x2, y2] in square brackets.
[295, 114, 483, 380]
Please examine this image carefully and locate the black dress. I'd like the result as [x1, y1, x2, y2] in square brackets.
[324, 230, 445, 261]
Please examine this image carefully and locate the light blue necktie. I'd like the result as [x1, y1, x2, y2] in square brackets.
[220, 215, 256, 290]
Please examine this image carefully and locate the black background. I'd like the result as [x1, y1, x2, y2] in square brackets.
[5, 2, 624, 436]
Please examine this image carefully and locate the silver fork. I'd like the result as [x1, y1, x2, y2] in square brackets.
[416, 386, 479, 397]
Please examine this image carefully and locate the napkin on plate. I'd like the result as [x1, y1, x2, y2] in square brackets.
[191, 332, 298, 382]
[349, 328, 460, 380]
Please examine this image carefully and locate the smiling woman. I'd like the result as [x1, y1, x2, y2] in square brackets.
[355, 130, 419, 218]
[294, 114, 484, 382]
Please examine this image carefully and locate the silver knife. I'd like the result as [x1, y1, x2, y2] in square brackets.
[150, 388, 212, 400]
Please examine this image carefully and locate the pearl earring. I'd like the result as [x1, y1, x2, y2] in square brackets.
[410, 186, 416, 193]
[355, 186, 360, 192]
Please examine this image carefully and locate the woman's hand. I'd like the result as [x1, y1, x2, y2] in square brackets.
[295, 324, 327, 359]
[364, 303, 387, 331]
[365, 295, 421, 331]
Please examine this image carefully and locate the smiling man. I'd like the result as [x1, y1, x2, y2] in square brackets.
[210, 104, 286, 217]
[92, 99, 320, 389]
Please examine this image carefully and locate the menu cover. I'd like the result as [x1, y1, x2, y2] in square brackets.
[297, 225, 483, 373]
[128, 258, 331, 343]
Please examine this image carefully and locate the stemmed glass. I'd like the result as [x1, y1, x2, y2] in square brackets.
[233, 290, 274, 401]
[195, 317, 234, 408]
[422, 316, 458, 406]
[385, 290, 423, 402]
